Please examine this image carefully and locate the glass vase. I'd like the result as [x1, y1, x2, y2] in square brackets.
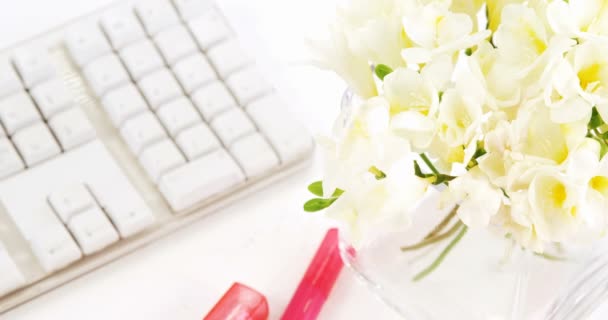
[336, 89, 608, 320]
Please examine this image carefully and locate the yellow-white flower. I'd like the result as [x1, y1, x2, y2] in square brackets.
[401, 2, 490, 64]
[437, 69, 484, 148]
[468, 41, 522, 110]
[512, 100, 586, 165]
[547, 0, 608, 39]
[319, 96, 411, 198]
[383, 68, 439, 150]
[542, 59, 594, 124]
[486, 0, 525, 32]
[326, 161, 429, 246]
[337, 0, 414, 69]
[493, 4, 548, 64]
[528, 168, 583, 242]
[567, 42, 608, 121]
[447, 167, 504, 228]
[309, 24, 377, 98]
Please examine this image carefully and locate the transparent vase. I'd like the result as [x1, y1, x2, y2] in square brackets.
[336, 89, 608, 320]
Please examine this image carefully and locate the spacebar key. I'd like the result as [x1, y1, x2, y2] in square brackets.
[159, 149, 245, 212]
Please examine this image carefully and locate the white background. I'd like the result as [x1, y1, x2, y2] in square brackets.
[1, 0, 608, 319]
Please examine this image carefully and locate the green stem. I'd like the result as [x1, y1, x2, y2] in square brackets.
[594, 128, 602, 136]
[424, 206, 458, 239]
[413, 225, 469, 282]
[420, 153, 440, 176]
[401, 221, 463, 251]
[594, 128, 608, 145]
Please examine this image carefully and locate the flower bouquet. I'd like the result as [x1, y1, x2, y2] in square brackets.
[304, 0, 608, 319]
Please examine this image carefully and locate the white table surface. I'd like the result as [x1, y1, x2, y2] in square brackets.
[1, 1, 607, 319]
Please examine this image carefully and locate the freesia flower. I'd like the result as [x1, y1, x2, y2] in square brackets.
[401, 1, 491, 64]
[309, 0, 608, 256]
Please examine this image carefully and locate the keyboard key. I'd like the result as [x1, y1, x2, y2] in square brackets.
[25, 205, 82, 272]
[207, 39, 253, 78]
[0, 138, 24, 179]
[135, 0, 180, 36]
[83, 54, 130, 97]
[29, 79, 74, 119]
[139, 139, 186, 183]
[210, 108, 256, 146]
[247, 95, 313, 163]
[119, 40, 165, 81]
[102, 84, 149, 127]
[68, 206, 119, 255]
[175, 123, 220, 160]
[101, 9, 146, 50]
[230, 133, 279, 178]
[120, 112, 167, 155]
[89, 181, 155, 237]
[138, 68, 183, 109]
[48, 184, 96, 223]
[64, 23, 112, 67]
[173, 0, 212, 20]
[154, 25, 198, 66]
[188, 7, 232, 50]
[12, 122, 61, 166]
[159, 148, 245, 211]
[156, 97, 201, 137]
[0, 243, 25, 297]
[226, 67, 272, 105]
[0, 92, 42, 135]
[0, 59, 23, 99]
[12, 46, 56, 88]
[172, 54, 217, 94]
[48, 108, 96, 150]
[191, 81, 236, 120]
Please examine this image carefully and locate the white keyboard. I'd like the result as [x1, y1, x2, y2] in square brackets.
[0, 0, 312, 312]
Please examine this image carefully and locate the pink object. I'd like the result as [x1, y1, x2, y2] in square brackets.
[203, 282, 269, 320]
[280, 228, 348, 320]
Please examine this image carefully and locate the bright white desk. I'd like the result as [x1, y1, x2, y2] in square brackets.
[1, 1, 607, 319]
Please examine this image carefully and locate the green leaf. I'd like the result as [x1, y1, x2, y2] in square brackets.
[307, 181, 324, 197]
[601, 141, 608, 158]
[375, 64, 393, 80]
[589, 107, 604, 129]
[303, 198, 337, 212]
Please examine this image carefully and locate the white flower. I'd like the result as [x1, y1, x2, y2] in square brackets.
[401, 2, 490, 64]
[337, 0, 414, 68]
[486, 0, 526, 32]
[493, 4, 549, 68]
[566, 42, 608, 120]
[564, 146, 608, 240]
[327, 160, 429, 246]
[528, 168, 583, 242]
[447, 167, 504, 228]
[512, 100, 585, 165]
[542, 59, 593, 124]
[468, 41, 522, 110]
[309, 24, 377, 98]
[547, 0, 608, 39]
[320, 96, 411, 197]
[383, 68, 439, 150]
[437, 67, 484, 148]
